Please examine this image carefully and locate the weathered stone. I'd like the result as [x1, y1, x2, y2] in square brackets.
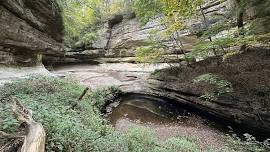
[92, 22, 111, 49]
[49, 0, 231, 64]
[148, 47, 270, 138]
[0, 0, 64, 66]
[43, 0, 269, 65]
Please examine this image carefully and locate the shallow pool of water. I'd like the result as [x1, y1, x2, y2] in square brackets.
[108, 94, 231, 150]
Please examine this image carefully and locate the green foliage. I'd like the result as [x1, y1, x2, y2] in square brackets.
[160, 137, 200, 152]
[223, 134, 270, 152]
[133, 0, 204, 64]
[135, 46, 162, 63]
[193, 73, 233, 101]
[0, 75, 205, 152]
[80, 32, 97, 45]
[57, 0, 134, 47]
[57, 0, 101, 47]
[94, 126, 203, 152]
[2, 76, 267, 151]
[125, 126, 158, 152]
[102, 0, 133, 17]
[93, 132, 129, 152]
[0, 75, 119, 151]
[161, 0, 203, 17]
[192, 37, 236, 59]
[132, 0, 163, 25]
[202, 23, 235, 38]
[90, 85, 121, 111]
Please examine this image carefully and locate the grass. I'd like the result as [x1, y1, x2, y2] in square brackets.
[0, 75, 268, 151]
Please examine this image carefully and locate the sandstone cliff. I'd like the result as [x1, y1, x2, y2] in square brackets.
[0, 0, 63, 66]
[147, 47, 270, 138]
[43, 0, 232, 65]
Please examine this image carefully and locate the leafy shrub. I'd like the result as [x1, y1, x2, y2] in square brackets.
[193, 73, 233, 101]
[93, 132, 129, 152]
[132, 0, 163, 25]
[0, 76, 119, 151]
[125, 126, 158, 152]
[160, 138, 200, 152]
[94, 126, 202, 152]
[224, 134, 270, 152]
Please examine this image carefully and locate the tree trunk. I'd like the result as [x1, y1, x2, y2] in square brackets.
[237, 10, 244, 28]
[0, 98, 46, 152]
[235, 0, 245, 35]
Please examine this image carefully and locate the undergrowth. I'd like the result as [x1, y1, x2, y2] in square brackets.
[0, 76, 203, 152]
[0, 75, 267, 152]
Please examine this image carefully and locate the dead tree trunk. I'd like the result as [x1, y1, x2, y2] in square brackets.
[0, 98, 46, 152]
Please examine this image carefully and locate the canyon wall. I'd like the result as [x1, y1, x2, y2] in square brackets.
[43, 0, 232, 65]
[147, 47, 270, 138]
[0, 0, 64, 66]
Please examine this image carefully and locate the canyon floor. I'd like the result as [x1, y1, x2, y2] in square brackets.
[51, 63, 231, 151]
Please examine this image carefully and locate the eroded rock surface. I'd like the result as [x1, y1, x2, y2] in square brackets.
[0, 0, 64, 66]
[51, 63, 171, 92]
[147, 47, 270, 138]
[44, 0, 232, 65]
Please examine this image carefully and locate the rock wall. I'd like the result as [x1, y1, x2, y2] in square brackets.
[100, 0, 232, 57]
[147, 47, 270, 138]
[44, 0, 232, 65]
[0, 0, 64, 66]
[43, 0, 269, 65]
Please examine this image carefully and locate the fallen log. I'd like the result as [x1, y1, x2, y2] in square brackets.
[0, 97, 45, 152]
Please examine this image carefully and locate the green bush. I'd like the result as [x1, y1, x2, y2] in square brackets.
[94, 126, 202, 152]
[135, 46, 162, 63]
[125, 126, 158, 152]
[193, 73, 233, 101]
[160, 137, 200, 152]
[0, 76, 119, 151]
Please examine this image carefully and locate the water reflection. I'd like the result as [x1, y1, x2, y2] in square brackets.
[109, 94, 195, 126]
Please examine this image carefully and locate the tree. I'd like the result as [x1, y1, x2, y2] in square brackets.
[235, 0, 247, 29]
[57, 0, 102, 47]
[133, 0, 204, 64]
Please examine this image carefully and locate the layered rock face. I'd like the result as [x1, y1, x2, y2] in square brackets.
[0, 0, 64, 66]
[44, 0, 232, 65]
[148, 47, 270, 137]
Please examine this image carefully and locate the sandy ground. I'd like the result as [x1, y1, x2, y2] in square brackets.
[0, 65, 50, 85]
